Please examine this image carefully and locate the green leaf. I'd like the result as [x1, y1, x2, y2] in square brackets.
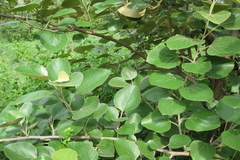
[48, 72, 83, 87]
[74, 21, 93, 27]
[168, 134, 191, 149]
[205, 56, 234, 79]
[72, 34, 85, 43]
[0, 117, 23, 127]
[103, 0, 124, 6]
[98, 139, 115, 157]
[142, 87, 171, 103]
[127, 2, 149, 9]
[158, 97, 186, 115]
[77, 69, 111, 94]
[15, 90, 53, 104]
[89, 129, 103, 138]
[62, 0, 80, 8]
[37, 146, 55, 157]
[207, 36, 240, 57]
[46, 58, 71, 81]
[125, 113, 143, 134]
[108, 77, 130, 88]
[91, 103, 108, 119]
[51, 148, 78, 160]
[58, 18, 76, 26]
[216, 95, 240, 122]
[116, 156, 134, 160]
[55, 120, 83, 137]
[46, 102, 68, 120]
[74, 45, 95, 53]
[104, 107, 119, 121]
[117, 124, 135, 135]
[53, 8, 76, 18]
[147, 43, 180, 69]
[202, 1, 230, 13]
[114, 85, 141, 112]
[15, 65, 48, 80]
[166, 35, 200, 50]
[7, 110, 25, 122]
[34, 156, 52, 160]
[137, 141, 155, 159]
[141, 111, 171, 133]
[221, 8, 240, 30]
[108, 20, 123, 31]
[37, 31, 68, 52]
[190, 140, 216, 160]
[68, 141, 98, 160]
[199, 10, 231, 24]
[72, 96, 99, 120]
[114, 139, 140, 159]
[8, 3, 40, 12]
[185, 110, 220, 131]
[121, 66, 137, 80]
[4, 142, 37, 160]
[182, 58, 212, 74]
[179, 84, 213, 101]
[149, 72, 184, 90]
[221, 129, 240, 151]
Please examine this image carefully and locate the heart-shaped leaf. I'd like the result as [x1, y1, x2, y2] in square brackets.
[221, 129, 240, 151]
[179, 84, 213, 101]
[199, 10, 231, 24]
[149, 72, 184, 90]
[37, 31, 68, 52]
[158, 97, 186, 115]
[141, 111, 171, 133]
[166, 34, 200, 50]
[114, 139, 140, 159]
[114, 85, 141, 112]
[185, 110, 220, 131]
[190, 140, 216, 160]
[207, 36, 240, 57]
[147, 43, 180, 69]
[182, 58, 212, 74]
[51, 148, 78, 160]
[168, 134, 191, 149]
[121, 66, 137, 80]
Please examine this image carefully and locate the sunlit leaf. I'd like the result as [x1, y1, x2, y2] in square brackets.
[15, 65, 48, 80]
[51, 148, 78, 160]
[199, 10, 231, 24]
[221, 129, 240, 151]
[168, 134, 191, 149]
[158, 97, 186, 115]
[190, 140, 215, 160]
[114, 139, 140, 159]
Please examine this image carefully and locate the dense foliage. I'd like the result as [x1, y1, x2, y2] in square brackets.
[0, 0, 240, 159]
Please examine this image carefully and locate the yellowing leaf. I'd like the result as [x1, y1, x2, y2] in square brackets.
[53, 71, 70, 83]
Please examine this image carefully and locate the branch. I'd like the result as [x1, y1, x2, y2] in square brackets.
[156, 148, 189, 157]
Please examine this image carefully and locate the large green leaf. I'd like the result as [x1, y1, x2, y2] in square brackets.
[46, 58, 71, 81]
[158, 97, 186, 115]
[15, 65, 48, 80]
[147, 43, 180, 69]
[114, 139, 140, 159]
[125, 113, 143, 134]
[91, 103, 108, 119]
[68, 141, 98, 160]
[207, 36, 240, 57]
[221, 8, 240, 30]
[142, 87, 171, 103]
[98, 139, 115, 157]
[53, 8, 76, 18]
[179, 84, 213, 101]
[121, 66, 137, 80]
[166, 34, 200, 50]
[8, 3, 39, 12]
[190, 140, 215, 160]
[149, 72, 184, 90]
[48, 72, 83, 87]
[137, 141, 155, 159]
[37, 31, 68, 52]
[216, 95, 240, 122]
[37, 146, 55, 157]
[114, 85, 141, 112]
[141, 111, 171, 133]
[182, 58, 212, 74]
[4, 142, 37, 160]
[77, 69, 111, 94]
[205, 56, 234, 79]
[72, 96, 99, 120]
[221, 129, 240, 151]
[168, 134, 191, 149]
[117, 124, 136, 135]
[185, 110, 220, 131]
[51, 148, 78, 160]
[15, 90, 53, 104]
[199, 10, 231, 24]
